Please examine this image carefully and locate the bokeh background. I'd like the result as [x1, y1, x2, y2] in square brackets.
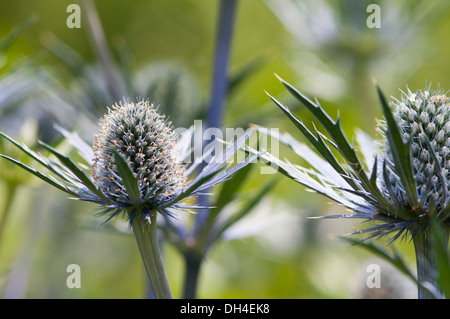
[0, 0, 449, 298]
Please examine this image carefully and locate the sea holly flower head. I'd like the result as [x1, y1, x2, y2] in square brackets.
[381, 87, 450, 216]
[92, 100, 186, 212]
[254, 75, 450, 241]
[0, 98, 256, 226]
[254, 75, 450, 298]
[0, 98, 257, 299]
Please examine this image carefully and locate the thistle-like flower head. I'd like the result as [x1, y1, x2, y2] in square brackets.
[0, 98, 256, 226]
[0, 98, 258, 300]
[92, 100, 185, 209]
[257, 76, 450, 244]
[259, 77, 450, 299]
[382, 87, 450, 214]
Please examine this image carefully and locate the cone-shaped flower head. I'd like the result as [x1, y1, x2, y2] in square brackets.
[0, 97, 255, 225]
[92, 100, 186, 208]
[382, 88, 450, 213]
[257, 77, 450, 244]
[257, 77, 450, 298]
[0, 96, 257, 299]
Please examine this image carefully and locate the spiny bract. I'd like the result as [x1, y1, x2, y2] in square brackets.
[92, 100, 186, 208]
[382, 87, 450, 212]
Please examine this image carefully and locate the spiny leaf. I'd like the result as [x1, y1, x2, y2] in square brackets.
[275, 76, 361, 172]
[376, 85, 418, 207]
[255, 124, 358, 191]
[381, 159, 411, 220]
[39, 141, 108, 201]
[0, 154, 77, 196]
[250, 148, 361, 209]
[255, 99, 360, 193]
[112, 149, 141, 206]
[0, 131, 80, 184]
[54, 125, 94, 165]
[269, 76, 393, 212]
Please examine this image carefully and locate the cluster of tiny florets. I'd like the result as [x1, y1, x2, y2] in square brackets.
[92, 100, 185, 207]
[381, 87, 450, 209]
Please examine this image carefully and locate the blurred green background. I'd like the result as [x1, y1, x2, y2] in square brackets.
[0, 0, 449, 298]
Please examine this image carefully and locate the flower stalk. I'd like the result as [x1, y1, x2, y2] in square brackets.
[413, 222, 449, 299]
[413, 229, 436, 299]
[131, 210, 172, 299]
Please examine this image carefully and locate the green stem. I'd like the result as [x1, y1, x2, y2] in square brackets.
[131, 211, 172, 299]
[412, 224, 448, 299]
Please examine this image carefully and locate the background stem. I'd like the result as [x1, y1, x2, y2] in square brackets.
[185, 0, 238, 299]
[131, 212, 172, 299]
[206, 0, 237, 130]
[182, 253, 202, 299]
[195, 0, 238, 232]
